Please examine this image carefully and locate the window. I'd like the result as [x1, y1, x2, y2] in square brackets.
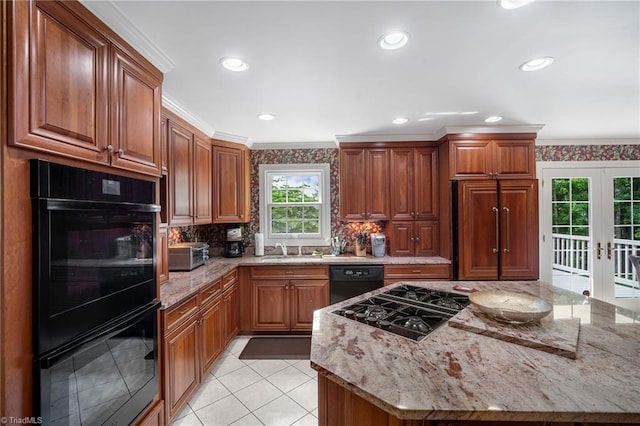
[259, 164, 331, 247]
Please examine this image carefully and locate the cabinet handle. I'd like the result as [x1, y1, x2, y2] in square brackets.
[285, 271, 294, 275]
[117, 148, 124, 157]
[411, 269, 421, 274]
[105, 145, 114, 153]
[492, 207, 499, 253]
[607, 242, 612, 260]
[502, 206, 510, 253]
[178, 309, 188, 315]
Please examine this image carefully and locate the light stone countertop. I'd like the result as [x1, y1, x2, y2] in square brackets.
[159, 254, 450, 309]
[310, 281, 640, 423]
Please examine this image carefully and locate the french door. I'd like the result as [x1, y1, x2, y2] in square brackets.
[540, 163, 640, 311]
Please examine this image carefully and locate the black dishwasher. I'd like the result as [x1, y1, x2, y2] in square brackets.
[329, 265, 384, 305]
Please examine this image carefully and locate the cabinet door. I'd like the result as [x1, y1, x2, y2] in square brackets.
[365, 149, 390, 220]
[200, 298, 224, 376]
[492, 140, 535, 179]
[193, 135, 212, 224]
[110, 46, 162, 176]
[388, 221, 414, 257]
[290, 279, 329, 331]
[340, 149, 366, 221]
[168, 122, 193, 225]
[161, 113, 169, 173]
[499, 180, 539, 279]
[458, 181, 499, 280]
[251, 280, 289, 331]
[164, 318, 199, 420]
[157, 225, 169, 284]
[11, 1, 110, 162]
[449, 141, 492, 179]
[414, 221, 439, 257]
[389, 148, 414, 221]
[223, 284, 240, 344]
[212, 146, 244, 223]
[413, 148, 438, 219]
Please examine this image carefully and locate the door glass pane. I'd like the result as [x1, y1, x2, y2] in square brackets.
[612, 176, 640, 299]
[551, 178, 592, 295]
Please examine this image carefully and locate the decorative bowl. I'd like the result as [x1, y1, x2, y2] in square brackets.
[469, 290, 553, 324]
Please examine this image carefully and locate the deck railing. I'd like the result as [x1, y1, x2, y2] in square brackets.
[552, 234, 640, 290]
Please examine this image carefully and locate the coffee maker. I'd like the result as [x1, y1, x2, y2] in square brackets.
[224, 226, 244, 258]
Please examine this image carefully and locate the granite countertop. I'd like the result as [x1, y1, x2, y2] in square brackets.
[310, 281, 640, 423]
[159, 255, 450, 309]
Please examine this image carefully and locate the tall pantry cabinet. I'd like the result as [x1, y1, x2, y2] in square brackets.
[441, 133, 539, 280]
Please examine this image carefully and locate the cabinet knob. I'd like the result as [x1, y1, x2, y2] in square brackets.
[117, 148, 124, 157]
[411, 211, 415, 217]
[105, 145, 114, 153]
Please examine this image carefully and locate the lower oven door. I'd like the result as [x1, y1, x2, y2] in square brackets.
[36, 301, 160, 425]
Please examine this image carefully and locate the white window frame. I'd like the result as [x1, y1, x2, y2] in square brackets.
[259, 163, 331, 247]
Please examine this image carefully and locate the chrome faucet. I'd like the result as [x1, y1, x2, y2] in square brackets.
[275, 242, 288, 256]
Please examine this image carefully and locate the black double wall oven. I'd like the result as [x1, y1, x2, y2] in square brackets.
[31, 160, 160, 425]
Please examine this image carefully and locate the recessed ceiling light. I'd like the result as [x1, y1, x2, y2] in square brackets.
[220, 57, 248, 72]
[257, 113, 275, 121]
[392, 117, 409, 124]
[485, 116, 503, 123]
[519, 56, 554, 72]
[498, 0, 535, 9]
[378, 31, 409, 50]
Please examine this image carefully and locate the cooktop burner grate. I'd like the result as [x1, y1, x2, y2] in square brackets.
[332, 285, 469, 342]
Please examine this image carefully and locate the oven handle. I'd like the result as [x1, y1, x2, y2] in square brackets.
[40, 198, 160, 213]
[38, 301, 160, 369]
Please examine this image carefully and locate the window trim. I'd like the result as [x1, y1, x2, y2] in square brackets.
[259, 163, 331, 247]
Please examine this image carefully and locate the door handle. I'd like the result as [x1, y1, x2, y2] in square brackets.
[492, 207, 499, 253]
[502, 206, 510, 253]
[607, 242, 612, 260]
[596, 242, 603, 260]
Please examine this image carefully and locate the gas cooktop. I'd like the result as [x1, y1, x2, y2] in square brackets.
[332, 285, 470, 342]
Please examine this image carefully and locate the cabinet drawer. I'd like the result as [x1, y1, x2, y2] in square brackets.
[251, 265, 329, 279]
[384, 264, 450, 279]
[222, 269, 238, 291]
[164, 295, 198, 333]
[199, 279, 222, 307]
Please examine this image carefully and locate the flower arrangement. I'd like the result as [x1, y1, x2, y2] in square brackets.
[131, 224, 153, 244]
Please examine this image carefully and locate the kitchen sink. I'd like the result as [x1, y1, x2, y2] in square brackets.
[255, 255, 324, 263]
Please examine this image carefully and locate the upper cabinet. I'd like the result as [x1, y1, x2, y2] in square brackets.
[8, 1, 163, 176]
[212, 142, 251, 223]
[167, 115, 212, 226]
[340, 147, 390, 221]
[447, 135, 536, 180]
[389, 147, 438, 221]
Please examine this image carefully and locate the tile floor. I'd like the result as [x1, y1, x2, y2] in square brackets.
[171, 336, 319, 426]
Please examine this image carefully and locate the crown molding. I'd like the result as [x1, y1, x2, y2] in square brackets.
[79, 0, 175, 74]
[213, 131, 250, 146]
[162, 95, 216, 137]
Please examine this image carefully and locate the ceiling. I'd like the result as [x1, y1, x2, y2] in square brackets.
[81, 0, 640, 146]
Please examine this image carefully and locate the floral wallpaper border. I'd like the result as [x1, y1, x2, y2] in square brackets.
[536, 144, 640, 161]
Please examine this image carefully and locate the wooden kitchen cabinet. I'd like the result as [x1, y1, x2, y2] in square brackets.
[250, 266, 329, 332]
[383, 264, 450, 286]
[157, 225, 169, 284]
[167, 114, 212, 226]
[222, 269, 240, 344]
[388, 221, 439, 257]
[212, 143, 251, 223]
[9, 0, 162, 176]
[162, 278, 225, 421]
[389, 147, 438, 220]
[456, 179, 538, 280]
[340, 148, 390, 221]
[448, 136, 535, 180]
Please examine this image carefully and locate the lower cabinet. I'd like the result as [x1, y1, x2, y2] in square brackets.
[135, 400, 165, 426]
[250, 266, 329, 332]
[222, 269, 240, 344]
[384, 264, 450, 286]
[162, 278, 224, 421]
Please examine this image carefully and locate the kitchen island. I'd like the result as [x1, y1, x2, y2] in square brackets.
[310, 281, 640, 425]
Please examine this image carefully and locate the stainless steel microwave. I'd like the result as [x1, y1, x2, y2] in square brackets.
[168, 242, 209, 271]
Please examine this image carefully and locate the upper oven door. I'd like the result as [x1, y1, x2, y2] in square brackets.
[33, 198, 158, 355]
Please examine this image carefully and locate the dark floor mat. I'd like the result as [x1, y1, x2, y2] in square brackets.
[239, 336, 311, 360]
